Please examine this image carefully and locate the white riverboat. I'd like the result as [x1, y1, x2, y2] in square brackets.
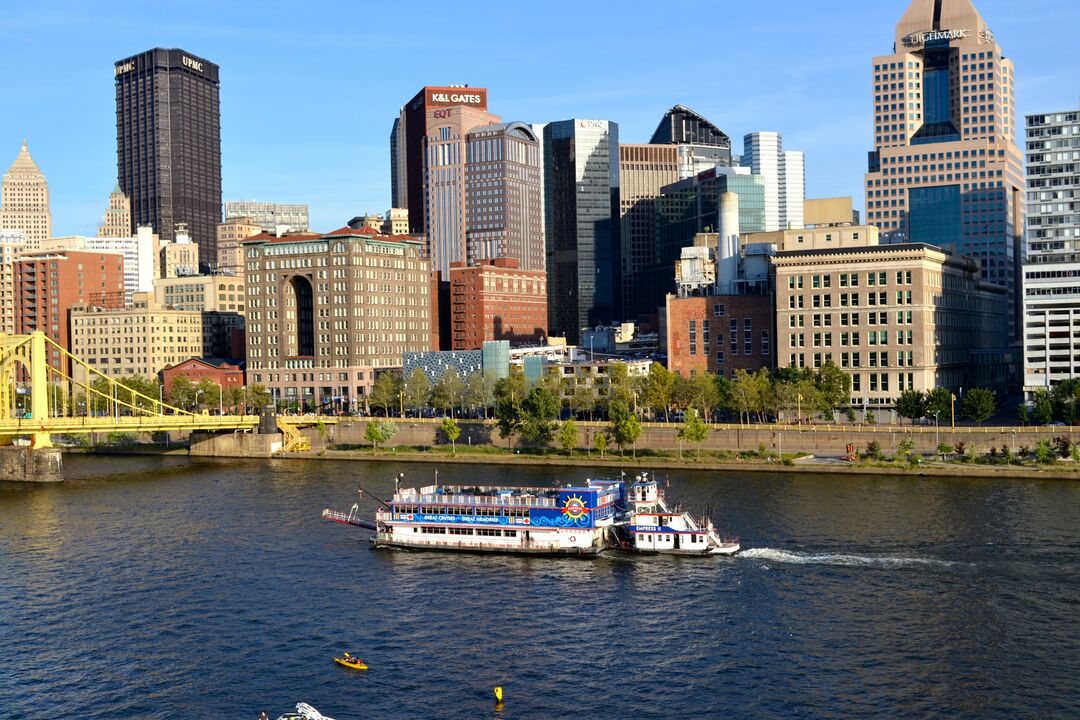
[619, 474, 740, 555]
[322, 472, 738, 557]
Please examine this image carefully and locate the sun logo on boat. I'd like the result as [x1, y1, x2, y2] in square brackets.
[562, 495, 588, 520]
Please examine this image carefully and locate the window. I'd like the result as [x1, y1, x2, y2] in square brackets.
[713, 303, 726, 317]
[688, 320, 697, 356]
[761, 330, 770, 356]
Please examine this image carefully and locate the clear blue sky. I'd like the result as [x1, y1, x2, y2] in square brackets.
[1, 0, 1076, 237]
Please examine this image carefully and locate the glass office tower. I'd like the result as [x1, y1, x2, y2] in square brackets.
[542, 120, 620, 343]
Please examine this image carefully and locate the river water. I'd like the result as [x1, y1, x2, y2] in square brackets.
[1, 456, 1077, 719]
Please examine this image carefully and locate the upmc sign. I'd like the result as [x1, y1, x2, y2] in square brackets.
[426, 87, 488, 110]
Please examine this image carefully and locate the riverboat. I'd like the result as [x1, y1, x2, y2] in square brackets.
[322, 472, 738, 557]
[618, 474, 739, 555]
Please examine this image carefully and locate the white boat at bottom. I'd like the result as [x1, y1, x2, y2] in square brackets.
[619, 474, 740, 555]
[275, 703, 335, 720]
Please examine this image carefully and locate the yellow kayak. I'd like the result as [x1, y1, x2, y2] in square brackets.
[334, 656, 368, 670]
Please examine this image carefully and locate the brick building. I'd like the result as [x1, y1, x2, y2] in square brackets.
[15, 249, 125, 373]
[160, 357, 245, 392]
[449, 258, 547, 350]
[665, 294, 774, 378]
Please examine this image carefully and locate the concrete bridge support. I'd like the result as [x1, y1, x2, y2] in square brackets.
[0, 447, 63, 482]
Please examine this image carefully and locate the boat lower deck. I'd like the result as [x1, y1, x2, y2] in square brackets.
[373, 538, 606, 557]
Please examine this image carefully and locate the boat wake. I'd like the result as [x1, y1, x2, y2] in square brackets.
[739, 547, 960, 569]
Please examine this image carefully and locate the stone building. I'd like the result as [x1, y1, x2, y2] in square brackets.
[0, 141, 51, 250]
[242, 226, 433, 411]
[771, 239, 1010, 410]
[70, 292, 243, 383]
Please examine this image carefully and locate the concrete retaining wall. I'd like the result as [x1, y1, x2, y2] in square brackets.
[318, 419, 1080, 457]
[189, 432, 282, 458]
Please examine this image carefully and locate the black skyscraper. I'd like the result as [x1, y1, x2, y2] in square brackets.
[114, 48, 221, 268]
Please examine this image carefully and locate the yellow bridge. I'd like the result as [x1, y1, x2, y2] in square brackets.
[0, 331, 323, 452]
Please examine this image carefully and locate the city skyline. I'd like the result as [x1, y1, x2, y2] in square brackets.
[0, 0, 1076, 237]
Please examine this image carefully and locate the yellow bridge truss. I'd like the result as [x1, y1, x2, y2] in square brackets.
[0, 331, 324, 450]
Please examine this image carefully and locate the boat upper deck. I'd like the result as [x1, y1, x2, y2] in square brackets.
[393, 481, 619, 509]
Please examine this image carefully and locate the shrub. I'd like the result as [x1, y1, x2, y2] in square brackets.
[864, 440, 884, 460]
[937, 442, 953, 459]
[954, 440, 967, 455]
[1035, 439, 1054, 465]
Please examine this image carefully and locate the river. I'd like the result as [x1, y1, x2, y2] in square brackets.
[1, 456, 1077, 719]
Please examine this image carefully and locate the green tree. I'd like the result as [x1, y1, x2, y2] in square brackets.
[365, 419, 397, 452]
[440, 416, 461, 455]
[937, 442, 953, 460]
[593, 431, 609, 458]
[196, 379, 222, 413]
[686, 370, 719, 422]
[729, 369, 759, 424]
[895, 389, 928, 425]
[1031, 388, 1053, 425]
[558, 419, 579, 456]
[604, 362, 634, 412]
[677, 408, 710, 458]
[117, 375, 160, 412]
[642, 362, 675, 420]
[167, 375, 196, 410]
[962, 388, 996, 425]
[813, 360, 851, 418]
[247, 384, 272, 412]
[370, 370, 403, 417]
[608, 398, 642, 456]
[926, 387, 953, 425]
[897, 436, 916, 462]
[464, 371, 495, 419]
[430, 368, 464, 417]
[494, 368, 527, 446]
[571, 383, 597, 421]
[404, 368, 431, 415]
[520, 386, 560, 445]
[1035, 439, 1053, 464]
[1016, 402, 1029, 426]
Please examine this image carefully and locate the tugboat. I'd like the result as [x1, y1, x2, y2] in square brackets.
[617, 473, 739, 555]
[322, 472, 738, 557]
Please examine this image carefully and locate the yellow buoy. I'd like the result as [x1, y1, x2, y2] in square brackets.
[494, 686, 504, 703]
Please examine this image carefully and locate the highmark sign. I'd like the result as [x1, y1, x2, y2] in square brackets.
[901, 28, 968, 47]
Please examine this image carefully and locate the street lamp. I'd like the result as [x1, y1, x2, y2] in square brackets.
[950, 392, 956, 429]
[242, 385, 247, 416]
[933, 410, 940, 447]
[194, 389, 204, 412]
[217, 382, 223, 415]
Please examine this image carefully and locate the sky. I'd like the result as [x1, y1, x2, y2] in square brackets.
[1, 0, 1077, 237]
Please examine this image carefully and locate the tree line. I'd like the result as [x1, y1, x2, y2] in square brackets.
[45, 375, 273, 416]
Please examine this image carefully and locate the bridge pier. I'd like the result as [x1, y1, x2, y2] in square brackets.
[189, 431, 282, 458]
[0, 446, 63, 482]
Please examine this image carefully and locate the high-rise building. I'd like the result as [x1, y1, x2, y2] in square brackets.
[1021, 109, 1080, 394]
[0, 141, 51, 250]
[619, 144, 680, 317]
[115, 49, 222, 267]
[0, 230, 26, 335]
[224, 201, 309, 234]
[865, 0, 1024, 338]
[636, 168, 767, 318]
[97, 184, 132, 238]
[780, 150, 806, 230]
[542, 119, 621, 344]
[16, 249, 125, 373]
[40, 227, 158, 304]
[243, 227, 434, 410]
[464, 122, 545, 272]
[650, 105, 732, 178]
[743, 132, 805, 231]
[216, 216, 262, 275]
[391, 86, 495, 237]
[449, 258, 547, 350]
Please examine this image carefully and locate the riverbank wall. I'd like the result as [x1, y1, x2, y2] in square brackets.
[314, 418, 1080, 457]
